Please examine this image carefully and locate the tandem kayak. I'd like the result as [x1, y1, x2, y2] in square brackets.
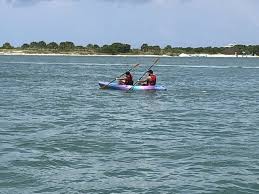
[99, 82, 167, 91]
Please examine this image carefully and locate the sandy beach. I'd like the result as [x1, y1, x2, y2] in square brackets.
[0, 51, 170, 57]
[0, 51, 258, 58]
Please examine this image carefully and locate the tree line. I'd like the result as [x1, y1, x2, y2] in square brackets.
[1, 41, 259, 56]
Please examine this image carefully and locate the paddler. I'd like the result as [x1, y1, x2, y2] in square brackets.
[116, 71, 134, 85]
[137, 70, 157, 86]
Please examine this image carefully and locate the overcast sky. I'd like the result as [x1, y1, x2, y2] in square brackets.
[1, 0, 259, 47]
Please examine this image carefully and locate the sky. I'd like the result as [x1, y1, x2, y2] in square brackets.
[1, 0, 259, 48]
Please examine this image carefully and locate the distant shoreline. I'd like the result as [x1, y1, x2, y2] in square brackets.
[0, 51, 258, 58]
[0, 51, 169, 58]
[1, 41, 259, 58]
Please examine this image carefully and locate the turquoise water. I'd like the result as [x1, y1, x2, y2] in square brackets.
[0, 56, 259, 193]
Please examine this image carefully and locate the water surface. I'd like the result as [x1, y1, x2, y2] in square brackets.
[0, 56, 259, 193]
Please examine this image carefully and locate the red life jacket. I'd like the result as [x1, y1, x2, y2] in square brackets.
[147, 74, 156, 85]
[124, 74, 133, 85]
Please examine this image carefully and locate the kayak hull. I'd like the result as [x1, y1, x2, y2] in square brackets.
[99, 82, 167, 91]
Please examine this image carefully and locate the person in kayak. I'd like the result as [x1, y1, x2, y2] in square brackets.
[138, 70, 157, 86]
[116, 71, 134, 85]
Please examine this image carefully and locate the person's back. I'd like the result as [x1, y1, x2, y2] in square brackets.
[146, 70, 156, 85]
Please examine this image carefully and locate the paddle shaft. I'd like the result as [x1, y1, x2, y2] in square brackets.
[102, 64, 139, 88]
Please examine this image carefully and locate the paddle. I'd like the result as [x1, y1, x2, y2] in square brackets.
[101, 63, 140, 89]
[128, 58, 159, 91]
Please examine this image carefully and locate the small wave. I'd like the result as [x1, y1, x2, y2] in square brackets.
[159, 64, 232, 68]
[158, 64, 259, 69]
[242, 66, 259, 69]
[0, 61, 129, 66]
[1, 61, 259, 69]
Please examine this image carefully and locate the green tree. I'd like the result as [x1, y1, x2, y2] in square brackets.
[2, 42, 13, 49]
[87, 44, 94, 49]
[38, 41, 47, 49]
[151, 46, 161, 55]
[100, 43, 131, 54]
[93, 44, 100, 49]
[184, 47, 194, 54]
[164, 45, 172, 51]
[110, 43, 131, 53]
[248, 45, 259, 55]
[141, 43, 149, 52]
[30, 42, 39, 48]
[100, 45, 111, 54]
[194, 47, 204, 53]
[59, 41, 75, 51]
[21, 43, 30, 49]
[86, 44, 99, 51]
[47, 42, 59, 50]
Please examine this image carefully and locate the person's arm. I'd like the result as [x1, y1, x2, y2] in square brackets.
[137, 76, 149, 83]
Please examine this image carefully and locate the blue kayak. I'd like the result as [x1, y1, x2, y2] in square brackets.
[99, 82, 167, 91]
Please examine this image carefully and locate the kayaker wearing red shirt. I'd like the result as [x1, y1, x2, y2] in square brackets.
[117, 71, 134, 85]
[138, 70, 157, 86]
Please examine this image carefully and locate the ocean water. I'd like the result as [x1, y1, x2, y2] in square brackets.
[0, 55, 259, 194]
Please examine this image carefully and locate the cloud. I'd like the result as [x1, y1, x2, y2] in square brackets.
[5, 0, 190, 6]
[101, 0, 150, 3]
[5, 0, 53, 6]
[100, 0, 192, 4]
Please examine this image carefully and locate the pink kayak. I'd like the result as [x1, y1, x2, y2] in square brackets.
[99, 82, 167, 91]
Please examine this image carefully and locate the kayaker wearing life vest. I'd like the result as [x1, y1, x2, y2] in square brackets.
[116, 71, 134, 85]
[138, 70, 157, 86]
